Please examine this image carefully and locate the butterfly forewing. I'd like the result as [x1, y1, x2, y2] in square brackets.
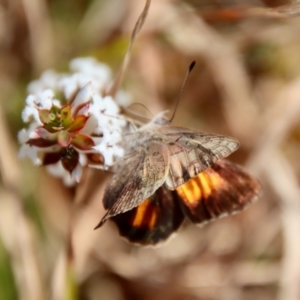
[96, 141, 170, 227]
[162, 127, 239, 189]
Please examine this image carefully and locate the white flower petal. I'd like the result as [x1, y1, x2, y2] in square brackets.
[71, 82, 93, 115]
[37, 89, 54, 109]
[102, 96, 120, 114]
[28, 70, 59, 93]
[46, 162, 76, 186]
[21, 106, 35, 123]
[72, 164, 83, 183]
[115, 90, 132, 107]
[25, 95, 36, 106]
[18, 144, 42, 165]
[79, 153, 87, 166]
[58, 74, 79, 100]
[18, 129, 28, 143]
[70, 57, 112, 81]
[81, 115, 98, 135]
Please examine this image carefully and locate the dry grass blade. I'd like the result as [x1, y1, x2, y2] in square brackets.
[0, 104, 45, 299]
[21, 0, 54, 73]
[264, 151, 300, 300]
[246, 78, 300, 300]
[108, 0, 151, 97]
[201, 3, 300, 22]
[274, 3, 300, 17]
[248, 77, 300, 173]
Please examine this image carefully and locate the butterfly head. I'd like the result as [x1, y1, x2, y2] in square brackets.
[151, 111, 170, 126]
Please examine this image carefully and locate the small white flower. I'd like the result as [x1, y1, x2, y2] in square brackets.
[28, 70, 60, 94]
[19, 144, 42, 165]
[70, 57, 112, 82]
[115, 90, 132, 107]
[19, 57, 130, 185]
[46, 162, 75, 186]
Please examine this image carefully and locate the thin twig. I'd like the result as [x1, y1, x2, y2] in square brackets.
[108, 0, 151, 97]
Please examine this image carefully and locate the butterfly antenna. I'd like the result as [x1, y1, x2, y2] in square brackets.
[124, 102, 154, 119]
[169, 61, 196, 123]
[107, 0, 151, 97]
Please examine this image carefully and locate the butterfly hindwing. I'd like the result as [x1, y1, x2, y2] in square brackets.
[110, 186, 184, 245]
[176, 160, 261, 225]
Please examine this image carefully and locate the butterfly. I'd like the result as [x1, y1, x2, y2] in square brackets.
[94, 114, 261, 245]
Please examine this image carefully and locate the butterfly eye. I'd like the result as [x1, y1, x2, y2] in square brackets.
[154, 117, 169, 125]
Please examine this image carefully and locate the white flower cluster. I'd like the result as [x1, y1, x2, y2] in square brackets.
[19, 57, 130, 185]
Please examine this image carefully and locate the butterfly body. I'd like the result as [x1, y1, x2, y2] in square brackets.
[125, 115, 239, 187]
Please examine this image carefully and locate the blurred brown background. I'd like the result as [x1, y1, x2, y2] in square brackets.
[1, 0, 300, 299]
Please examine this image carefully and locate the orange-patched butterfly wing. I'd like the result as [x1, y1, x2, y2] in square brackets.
[110, 186, 184, 245]
[106, 160, 260, 245]
[176, 160, 261, 225]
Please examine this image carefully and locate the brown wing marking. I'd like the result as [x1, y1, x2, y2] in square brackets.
[162, 126, 239, 160]
[95, 141, 170, 228]
[176, 160, 261, 224]
[110, 186, 184, 245]
[165, 134, 239, 190]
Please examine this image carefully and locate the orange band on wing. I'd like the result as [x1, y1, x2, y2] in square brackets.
[176, 170, 223, 205]
[132, 198, 157, 229]
[176, 179, 202, 205]
[198, 171, 222, 197]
